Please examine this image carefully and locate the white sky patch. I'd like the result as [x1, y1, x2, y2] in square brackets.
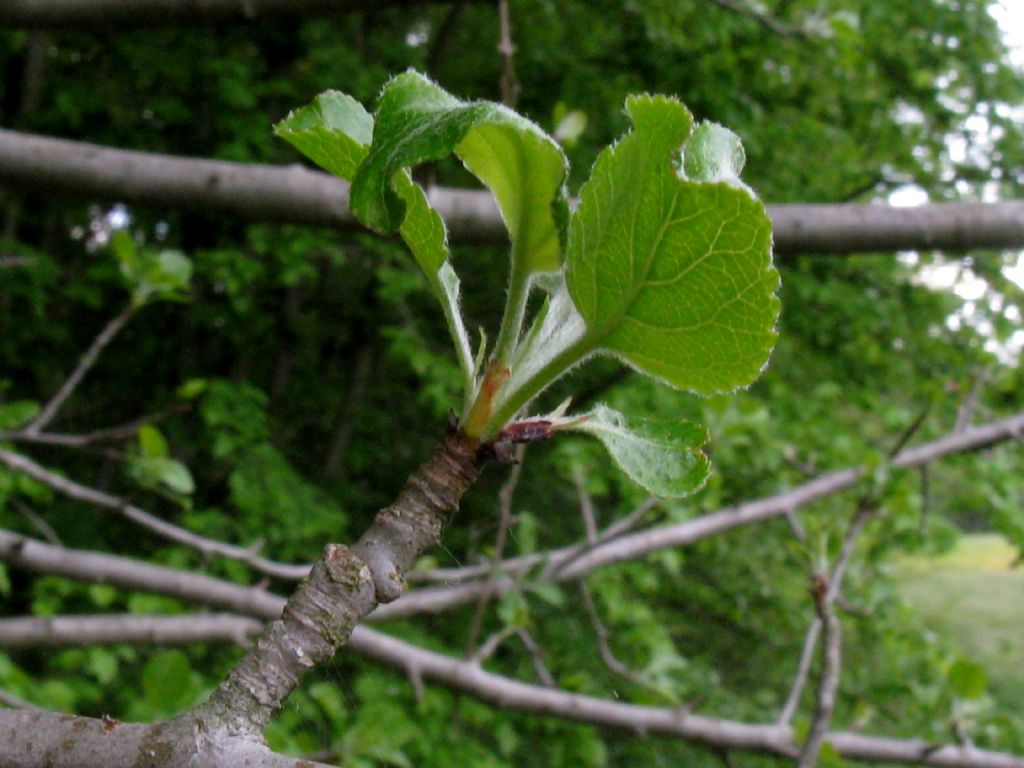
[990, 1, 1024, 68]
[899, 3, 1024, 365]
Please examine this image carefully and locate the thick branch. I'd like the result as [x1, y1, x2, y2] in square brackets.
[0, 613, 261, 648]
[2, 129, 1023, 254]
[0, 0, 445, 28]
[4, 529, 1023, 768]
[0, 709, 332, 768]
[196, 430, 481, 736]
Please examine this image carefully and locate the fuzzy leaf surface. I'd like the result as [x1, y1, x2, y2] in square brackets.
[566, 94, 779, 394]
[572, 404, 709, 498]
[351, 70, 568, 274]
[274, 85, 472, 381]
[274, 90, 373, 181]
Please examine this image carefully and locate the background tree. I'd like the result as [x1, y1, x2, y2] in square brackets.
[0, 1, 1023, 766]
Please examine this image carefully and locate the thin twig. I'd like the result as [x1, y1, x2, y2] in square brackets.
[578, 581, 655, 689]
[0, 255, 35, 269]
[412, 495, 658, 585]
[0, 689, 39, 710]
[463, 445, 524, 656]
[777, 618, 822, 726]
[12, 500, 60, 545]
[471, 625, 517, 663]
[496, 0, 520, 108]
[955, 372, 987, 433]
[572, 465, 599, 542]
[778, 504, 874, 727]
[25, 302, 138, 435]
[0, 448, 311, 580]
[918, 465, 931, 533]
[706, 0, 808, 38]
[888, 404, 932, 459]
[572, 469, 658, 690]
[542, 496, 659, 580]
[0, 403, 191, 447]
[798, 584, 842, 768]
[425, 0, 467, 74]
[515, 628, 556, 687]
[784, 508, 806, 541]
[321, 343, 374, 481]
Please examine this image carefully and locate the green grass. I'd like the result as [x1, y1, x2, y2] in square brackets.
[900, 534, 1024, 707]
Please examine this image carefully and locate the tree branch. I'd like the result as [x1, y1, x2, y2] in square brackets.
[0, 528, 286, 617]
[24, 302, 137, 435]
[0, 0, 452, 29]
[0, 255, 35, 268]
[0, 613, 262, 648]
[798, 588, 841, 768]
[0, 447, 312, 580]
[706, 0, 808, 38]
[551, 411, 1024, 580]
[195, 429, 482, 737]
[2, 128, 1023, 255]
[0, 709, 335, 768]
[463, 447, 522, 656]
[0, 404, 191, 448]
[347, 625, 1024, 768]
[0, 689, 39, 710]
[780, 504, 875, 728]
[378, 410, 1024, 619]
[4, 528, 1023, 768]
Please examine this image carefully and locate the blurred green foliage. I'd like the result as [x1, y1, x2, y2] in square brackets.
[1, 1, 1023, 765]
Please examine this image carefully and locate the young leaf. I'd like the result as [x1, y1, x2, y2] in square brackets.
[351, 70, 569, 276]
[130, 457, 195, 496]
[683, 121, 747, 186]
[275, 85, 473, 388]
[566, 94, 779, 395]
[274, 90, 373, 180]
[137, 424, 169, 459]
[570, 404, 709, 498]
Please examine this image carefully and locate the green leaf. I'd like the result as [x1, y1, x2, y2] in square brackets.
[683, 121, 747, 185]
[276, 83, 473, 388]
[274, 90, 373, 180]
[571, 404, 709, 498]
[0, 400, 40, 429]
[112, 230, 141, 283]
[566, 94, 779, 395]
[141, 650, 194, 711]
[176, 378, 208, 400]
[351, 70, 569, 275]
[115, 232, 193, 305]
[143, 251, 192, 299]
[131, 457, 195, 496]
[948, 657, 987, 699]
[137, 424, 169, 459]
[553, 104, 588, 147]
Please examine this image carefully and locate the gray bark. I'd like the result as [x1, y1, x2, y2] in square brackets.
[2, 128, 1022, 254]
[0, 0, 442, 28]
[0, 613, 261, 648]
